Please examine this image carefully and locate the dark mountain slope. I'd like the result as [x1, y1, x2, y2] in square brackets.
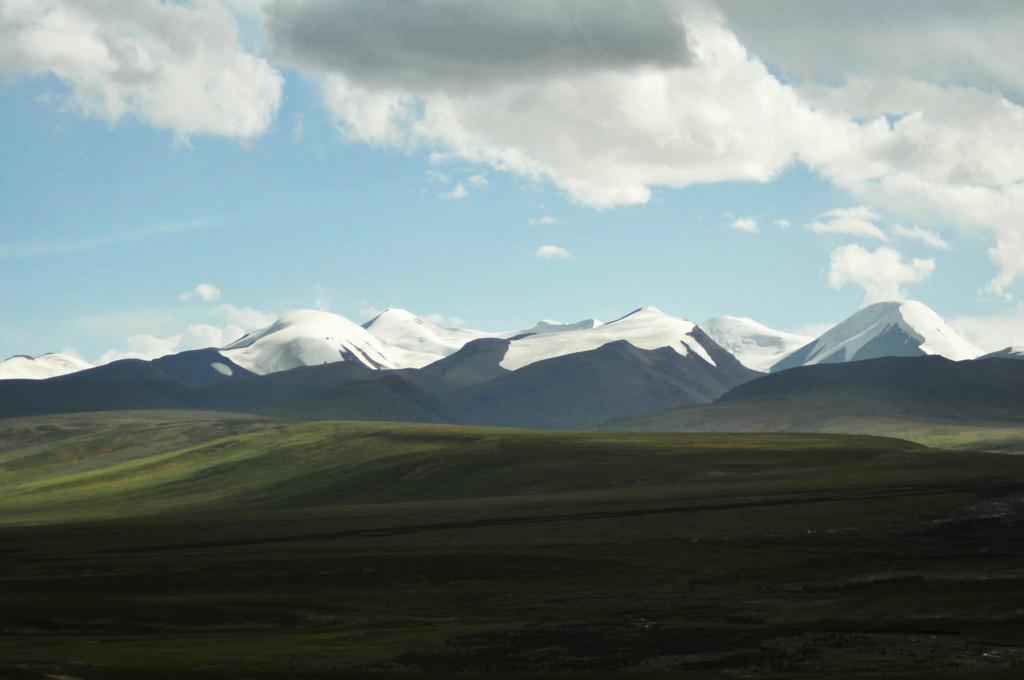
[604, 356, 1024, 437]
[453, 339, 758, 429]
[0, 333, 760, 428]
[419, 337, 512, 387]
[721, 356, 1024, 421]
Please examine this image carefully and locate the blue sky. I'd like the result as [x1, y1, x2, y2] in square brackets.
[2, 1, 1023, 362]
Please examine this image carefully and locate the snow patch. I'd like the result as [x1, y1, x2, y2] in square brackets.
[210, 362, 233, 376]
[0, 353, 92, 381]
[500, 306, 716, 371]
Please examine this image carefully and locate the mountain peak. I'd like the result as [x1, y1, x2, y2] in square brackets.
[500, 304, 714, 371]
[702, 315, 812, 372]
[771, 299, 980, 372]
[368, 308, 420, 323]
[361, 308, 491, 366]
[222, 309, 406, 374]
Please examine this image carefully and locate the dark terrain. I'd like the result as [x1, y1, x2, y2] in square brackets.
[2, 412, 1024, 678]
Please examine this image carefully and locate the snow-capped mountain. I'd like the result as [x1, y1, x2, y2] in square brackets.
[220, 308, 622, 376]
[701, 315, 812, 372]
[981, 346, 1024, 360]
[221, 309, 419, 375]
[771, 300, 981, 373]
[500, 306, 718, 371]
[513, 318, 602, 336]
[362, 308, 492, 367]
[0, 353, 93, 381]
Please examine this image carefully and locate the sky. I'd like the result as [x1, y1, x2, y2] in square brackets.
[3, 0, 1024, 363]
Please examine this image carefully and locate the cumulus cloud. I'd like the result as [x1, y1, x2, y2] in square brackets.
[717, 1, 1024, 96]
[828, 244, 935, 306]
[268, 0, 694, 90]
[179, 283, 222, 302]
[728, 216, 759, 233]
[95, 298, 276, 365]
[271, 2, 834, 207]
[468, 174, 488, 187]
[0, 0, 283, 139]
[807, 207, 887, 241]
[99, 323, 244, 364]
[529, 215, 558, 225]
[260, 0, 1024, 296]
[773, 218, 791, 228]
[535, 244, 572, 260]
[950, 304, 1024, 353]
[892, 224, 950, 250]
[213, 303, 276, 329]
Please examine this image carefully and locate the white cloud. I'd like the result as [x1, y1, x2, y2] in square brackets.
[717, 1, 1024, 96]
[950, 304, 1024, 353]
[468, 174, 488, 187]
[94, 299, 275, 365]
[258, 1, 1024, 296]
[773, 218, 791, 228]
[98, 323, 244, 364]
[195, 283, 222, 302]
[535, 244, 572, 259]
[529, 215, 558, 225]
[828, 244, 935, 305]
[807, 206, 888, 241]
[277, 3, 838, 208]
[440, 183, 469, 200]
[211, 304, 276, 329]
[179, 283, 222, 302]
[797, 76, 1024, 296]
[728, 216, 759, 233]
[891, 224, 950, 250]
[0, 0, 283, 139]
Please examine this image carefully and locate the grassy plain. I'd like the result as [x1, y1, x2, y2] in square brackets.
[2, 411, 1024, 678]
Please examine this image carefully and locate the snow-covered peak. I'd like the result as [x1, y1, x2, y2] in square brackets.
[222, 309, 416, 374]
[500, 305, 716, 371]
[771, 300, 981, 372]
[362, 308, 493, 366]
[0, 353, 93, 381]
[702, 315, 812, 372]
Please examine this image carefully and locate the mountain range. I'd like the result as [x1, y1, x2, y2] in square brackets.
[2, 299, 1019, 431]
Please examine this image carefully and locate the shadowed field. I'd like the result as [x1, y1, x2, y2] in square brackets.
[2, 411, 1024, 678]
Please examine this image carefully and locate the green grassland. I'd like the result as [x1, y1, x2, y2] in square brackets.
[2, 411, 1024, 678]
[604, 401, 1024, 454]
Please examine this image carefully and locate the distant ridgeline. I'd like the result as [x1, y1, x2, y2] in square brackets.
[1, 301, 1020, 429]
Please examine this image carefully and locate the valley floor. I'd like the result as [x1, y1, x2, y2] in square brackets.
[2, 412, 1024, 678]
